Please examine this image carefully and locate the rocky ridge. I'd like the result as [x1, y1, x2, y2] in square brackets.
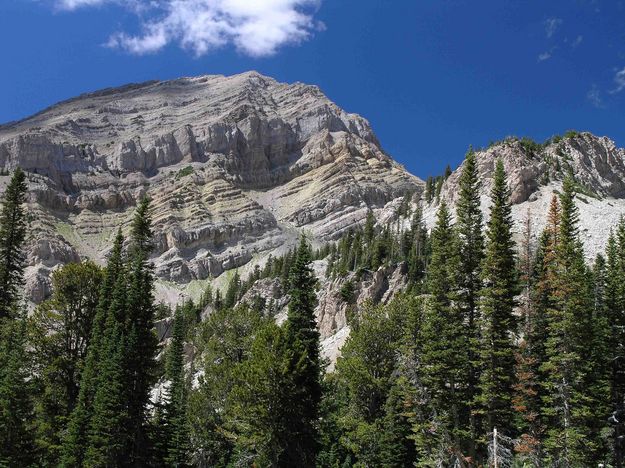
[422, 132, 625, 259]
[0, 71, 421, 303]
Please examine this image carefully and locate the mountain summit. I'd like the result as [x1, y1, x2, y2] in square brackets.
[0, 72, 421, 302]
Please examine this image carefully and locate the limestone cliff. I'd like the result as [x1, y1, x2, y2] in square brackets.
[0, 71, 421, 303]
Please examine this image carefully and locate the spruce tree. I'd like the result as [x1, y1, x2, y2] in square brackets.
[283, 235, 321, 467]
[604, 223, 625, 466]
[0, 169, 33, 465]
[163, 305, 190, 467]
[30, 261, 103, 465]
[541, 178, 604, 465]
[512, 212, 545, 465]
[0, 168, 28, 319]
[61, 230, 125, 467]
[477, 159, 518, 443]
[0, 310, 35, 466]
[124, 197, 158, 462]
[224, 271, 241, 309]
[455, 147, 484, 456]
[414, 200, 470, 464]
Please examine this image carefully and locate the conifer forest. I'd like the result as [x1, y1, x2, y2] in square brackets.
[2, 151, 625, 467]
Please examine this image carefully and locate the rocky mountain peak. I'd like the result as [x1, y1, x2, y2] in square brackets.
[426, 131, 625, 260]
[0, 71, 421, 304]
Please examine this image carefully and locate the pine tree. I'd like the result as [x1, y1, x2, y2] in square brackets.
[124, 197, 158, 462]
[30, 261, 103, 465]
[84, 309, 129, 467]
[0, 310, 35, 466]
[224, 271, 241, 309]
[541, 178, 603, 466]
[512, 211, 544, 465]
[407, 204, 429, 290]
[163, 305, 190, 467]
[414, 200, 470, 464]
[283, 235, 322, 467]
[61, 230, 126, 466]
[231, 322, 296, 466]
[0, 168, 28, 319]
[477, 159, 518, 445]
[455, 147, 484, 457]
[0, 169, 33, 465]
[604, 223, 625, 466]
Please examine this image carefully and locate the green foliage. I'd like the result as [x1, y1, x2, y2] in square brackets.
[29, 261, 103, 466]
[176, 165, 194, 179]
[0, 168, 28, 320]
[564, 130, 581, 140]
[339, 279, 355, 303]
[455, 148, 484, 454]
[0, 313, 35, 467]
[161, 305, 190, 467]
[477, 159, 518, 440]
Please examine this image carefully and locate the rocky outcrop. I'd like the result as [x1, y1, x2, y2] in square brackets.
[0, 71, 422, 303]
[425, 132, 625, 259]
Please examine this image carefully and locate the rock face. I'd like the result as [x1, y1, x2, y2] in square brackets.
[0, 71, 421, 303]
[424, 133, 625, 259]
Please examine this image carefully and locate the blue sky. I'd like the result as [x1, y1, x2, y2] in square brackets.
[1, 0, 625, 177]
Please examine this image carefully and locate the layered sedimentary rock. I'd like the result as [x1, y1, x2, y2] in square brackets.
[0, 71, 421, 302]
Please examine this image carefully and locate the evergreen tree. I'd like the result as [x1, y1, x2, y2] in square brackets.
[224, 271, 241, 309]
[406, 204, 429, 290]
[477, 159, 518, 444]
[0, 168, 28, 319]
[414, 200, 470, 464]
[124, 197, 158, 462]
[541, 178, 605, 465]
[231, 322, 297, 466]
[0, 169, 33, 465]
[30, 261, 103, 465]
[455, 147, 484, 456]
[283, 235, 322, 467]
[512, 211, 545, 465]
[162, 305, 190, 467]
[0, 310, 35, 467]
[61, 230, 126, 466]
[604, 223, 625, 466]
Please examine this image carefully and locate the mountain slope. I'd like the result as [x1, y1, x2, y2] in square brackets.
[424, 132, 625, 259]
[0, 71, 421, 303]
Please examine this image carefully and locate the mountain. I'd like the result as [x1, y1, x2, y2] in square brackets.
[3, 72, 625, 362]
[424, 132, 625, 259]
[0, 71, 421, 304]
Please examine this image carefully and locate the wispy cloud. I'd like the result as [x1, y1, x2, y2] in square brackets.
[587, 85, 604, 108]
[55, 0, 323, 57]
[571, 35, 583, 48]
[537, 50, 552, 62]
[613, 66, 625, 93]
[544, 17, 563, 38]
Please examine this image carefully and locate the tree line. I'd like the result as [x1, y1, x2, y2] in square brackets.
[0, 151, 624, 467]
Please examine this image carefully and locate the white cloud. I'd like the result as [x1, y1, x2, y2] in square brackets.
[56, 0, 323, 57]
[613, 67, 625, 93]
[587, 85, 604, 108]
[571, 35, 583, 48]
[544, 17, 563, 38]
[537, 51, 552, 62]
[58, 0, 108, 8]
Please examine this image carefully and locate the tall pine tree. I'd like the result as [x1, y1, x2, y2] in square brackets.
[455, 147, 484, 457]
[61, 230, 126, 467]
[0, 168, 27, 319]
[477, 159, 518, 444]
[414, 200, 470, 465]
[0, 169, 34, 466]
[124, 197, 159, 463]
[283, 235, 322, 467]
